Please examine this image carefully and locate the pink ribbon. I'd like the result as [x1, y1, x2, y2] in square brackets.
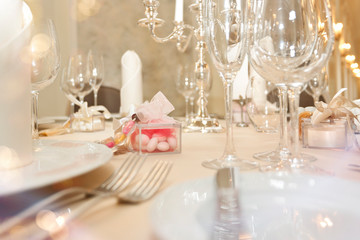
[135, 91, 175, 123]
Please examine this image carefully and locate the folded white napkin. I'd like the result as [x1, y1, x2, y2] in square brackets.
[0, 2, 33, 169]
[120, 50, 143, 115]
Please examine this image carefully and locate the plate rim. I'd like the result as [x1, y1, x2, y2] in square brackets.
[0, 139, 113, 196]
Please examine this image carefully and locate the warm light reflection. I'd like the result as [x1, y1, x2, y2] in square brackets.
[36, 209, 70, 236]
[351, 63, 359, 69]
[31, 33, 51, 57]
[317, 215, 334, 229]
[340, 43, 351, 52]
[353, 68, 360, 75]
[356, 73, 360, 78]
[0, 146, 20, 169]
[345, 55, 356, 63]
[77, 0, 103, 21]
[334, 22, 343, 39]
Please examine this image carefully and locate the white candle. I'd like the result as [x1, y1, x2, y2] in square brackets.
[306, 126, 347, 149]
[174, 0, 183, 22]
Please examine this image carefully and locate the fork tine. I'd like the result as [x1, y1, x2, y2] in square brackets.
[108, 154, 147, 192]
[140, 161, 173, 198]
[99, 153, 135, 188]
[129, 160, 164, 196]
[129, 161, 172, 199]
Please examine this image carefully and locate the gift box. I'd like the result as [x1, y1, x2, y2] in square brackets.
[301, 118, 351, 149]
[128, 122, 181, 154]
[70, 113, 105, 132]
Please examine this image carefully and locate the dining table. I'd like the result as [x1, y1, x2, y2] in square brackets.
[1, 119, 360, 240]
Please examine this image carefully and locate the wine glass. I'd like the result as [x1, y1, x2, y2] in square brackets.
[30, 19, 60, 139]
[60, 68, 78, 115]
[246, 74, 280, 133]
[202, 0, 258, 170]
[176, 63, 197, 127]
[304, 67, 328, 104]
[248, 0, 334, 171]
[68, 54, 92, 103]
[88, 50, 104, 106]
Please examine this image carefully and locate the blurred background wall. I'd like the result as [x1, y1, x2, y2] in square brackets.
[25, 0, 360, 119]
[26, 0, 225, 119]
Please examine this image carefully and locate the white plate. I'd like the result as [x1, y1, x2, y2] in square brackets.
[0, 139, 113, 196]
[150, 172, 360, 240]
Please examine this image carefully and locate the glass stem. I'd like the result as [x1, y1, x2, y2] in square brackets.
[223, 77, 236, 158]
[277, 85, 290, 160]
[314, 94, 320, 104]
[288, 85, 302, 163]
[31, 91, 39, 139]
[70, 102, 75, 114]
[189, 97, 195, 118]
[94, 90, 98, 106]
[185, 97, 190, 123]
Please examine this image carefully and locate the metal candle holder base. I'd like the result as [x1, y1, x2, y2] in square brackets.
[138, 0, 223, 133]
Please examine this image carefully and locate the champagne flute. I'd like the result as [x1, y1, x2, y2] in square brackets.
[202, 0, 258, 170]
[88, 50, 104, 106]
[30, 19, 60, 139]
[248, 0, 334, 172]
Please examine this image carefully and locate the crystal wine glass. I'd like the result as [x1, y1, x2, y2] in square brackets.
[305, 67, 328, 104]
[248, 0, 334, 172]
[202, 0, 258, 170]
[68, 54, 92, 103]
[30, 19, 60, 139]
[88, 50, 104, 106]
[176, 63, 197, 127]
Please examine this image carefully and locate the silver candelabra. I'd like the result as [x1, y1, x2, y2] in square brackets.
[138, 0, 223, 133]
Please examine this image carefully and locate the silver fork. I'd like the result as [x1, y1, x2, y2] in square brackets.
[0, 152, 146, 235]
[17, 160, 173, 240]
[63, 160, 173, 222]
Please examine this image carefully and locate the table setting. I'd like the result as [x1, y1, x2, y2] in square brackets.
[1, 0, 360, 239]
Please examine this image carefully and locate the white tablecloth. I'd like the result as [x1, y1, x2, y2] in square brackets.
[2, 121, 360, 239]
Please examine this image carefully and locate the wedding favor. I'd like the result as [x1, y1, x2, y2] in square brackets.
[129, 122, 181, 154]
[302, 118, 350, 149]
[71, 113, 106, 132]
[112, 91, 182, 154]
[68, 96, 111, 132]
[300, 88, 360, 150]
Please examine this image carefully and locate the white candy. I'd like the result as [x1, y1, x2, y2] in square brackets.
[152, 133, 167, 142]
[146, 137, 158, 152]
[167, 136, 177, 149]
[135, 134, 150, 146]
[157, 141, 170, 152]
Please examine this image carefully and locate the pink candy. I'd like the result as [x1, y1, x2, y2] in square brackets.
[105, 141, 115, 148]
[122, 121, 135, 135]
[132, 132, 177, 153]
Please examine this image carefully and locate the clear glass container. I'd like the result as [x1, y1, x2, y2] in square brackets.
[71, 113, 105, 132]
[302, 118, 350, 149]
[128, 122, 181, 154]
[246, 75, 280, 133]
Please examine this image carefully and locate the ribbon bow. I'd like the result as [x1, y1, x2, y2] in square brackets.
[310, 88, 360, 150]
[66, 94, 112, 119]
[311, 88, 360, 124]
